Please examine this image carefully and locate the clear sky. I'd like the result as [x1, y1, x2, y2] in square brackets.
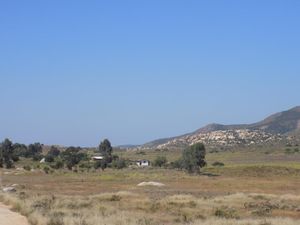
[0, 1, 299, 146]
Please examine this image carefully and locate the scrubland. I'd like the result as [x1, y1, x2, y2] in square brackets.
[1, 148, 300, 225]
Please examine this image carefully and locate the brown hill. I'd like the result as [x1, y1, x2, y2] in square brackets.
[143, 106, 300, 149]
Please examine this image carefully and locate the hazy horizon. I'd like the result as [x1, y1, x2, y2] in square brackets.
[1, 1, 300, 146]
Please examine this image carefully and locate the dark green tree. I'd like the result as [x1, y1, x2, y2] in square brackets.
[98, 139, 113, 165]
[61, 147, 86, 170]
[45, 146, 60, 162]
[26, 143, 43, 159]
[48, 146, 60, 157]
[45, 154, 54, 163]
[0, 138, 14, 168]
[12, 143, 27, 159]
[181, 143, 206, 173]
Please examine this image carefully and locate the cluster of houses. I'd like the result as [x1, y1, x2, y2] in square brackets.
[92, 156, 150, 167]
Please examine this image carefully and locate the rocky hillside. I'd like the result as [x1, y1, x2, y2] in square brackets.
[142, 106, 300, 149]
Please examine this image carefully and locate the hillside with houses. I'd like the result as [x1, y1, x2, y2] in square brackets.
[142, 106, 300, 149]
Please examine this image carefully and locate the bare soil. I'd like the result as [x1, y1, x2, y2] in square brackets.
[0, 203, 28, 225]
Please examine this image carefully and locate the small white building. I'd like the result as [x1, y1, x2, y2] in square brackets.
[92, 156, 104, 161]
[136, 159, 150, 167]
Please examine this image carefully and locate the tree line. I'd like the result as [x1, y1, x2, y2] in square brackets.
[0, 138, 125, 171]
[0, 139, 44, 168]
[0, 138, 207, 173]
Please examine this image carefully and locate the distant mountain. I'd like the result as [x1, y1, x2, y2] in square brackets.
[142, 106, 300, 149]
[248, 106, 300, 134]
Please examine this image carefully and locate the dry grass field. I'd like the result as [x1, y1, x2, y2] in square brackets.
[1, 148, 300, 225]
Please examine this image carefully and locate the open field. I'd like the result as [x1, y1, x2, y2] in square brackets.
[116, 146, 300, 168]
[1, 149, 300, 225]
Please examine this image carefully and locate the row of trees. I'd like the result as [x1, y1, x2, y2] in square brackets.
[0, 138, 120, 171]
[0, 139, 44, 168]
[93, 141, 207, 173]
[1, 138, 206, 173]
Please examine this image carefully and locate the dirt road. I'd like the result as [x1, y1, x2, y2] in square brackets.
[0, 203, 28, 225]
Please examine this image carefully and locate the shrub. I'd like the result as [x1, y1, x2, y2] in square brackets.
[32, 154, 43, 161]
[31, 196, 55, 213]
[45, 155, 55, 163]
[23, 165, 32, 171]
[212, 161, 225, 167]
[136, 151, 146, 155]
[94, 160, 107, 170]
[153, 156, 167, 167]
[285, 148, 292, 154]
[111, 158, 127, 169]
[110, 195, 121, 201]
[79, 162, 92, 170]
[47, 216, 64, 225]
[170, 159, 183, 169]
[214, 206, 239, 219]
[43, 166, 50, 174]
[51, 159, 64, 169]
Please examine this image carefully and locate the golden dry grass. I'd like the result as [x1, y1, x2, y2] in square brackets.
[1, 190, 300, 225]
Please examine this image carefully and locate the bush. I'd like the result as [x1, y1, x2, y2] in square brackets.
[170, 159, 183, 169]
[153, 156, 167, 167]
[212, 161, 225, 167]
[50, 159, 64, 169]
[94, 160, 107, 170]
[23, 165, 32, 171]
[285, 148, 299, 154]
[79, 162, 92, 170]
[32, 154, 43, 161]
[47, 216, 64, 225]
[45, 155, 55, 163]
[136, 151, 146, 155]
[111, 158, 127, 169]
[109, 195, 121, 201]
[11, 154, 19, 162]
[214, 206, 239, 219]
[43, 166, 50, 174]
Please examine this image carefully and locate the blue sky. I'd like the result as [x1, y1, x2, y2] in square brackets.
[0, 1, 300, 146]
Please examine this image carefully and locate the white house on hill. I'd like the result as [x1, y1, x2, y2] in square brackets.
[136, 159, 150, 167]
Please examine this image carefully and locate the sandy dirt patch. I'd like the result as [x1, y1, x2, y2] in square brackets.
[0, 203, 28, 225]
